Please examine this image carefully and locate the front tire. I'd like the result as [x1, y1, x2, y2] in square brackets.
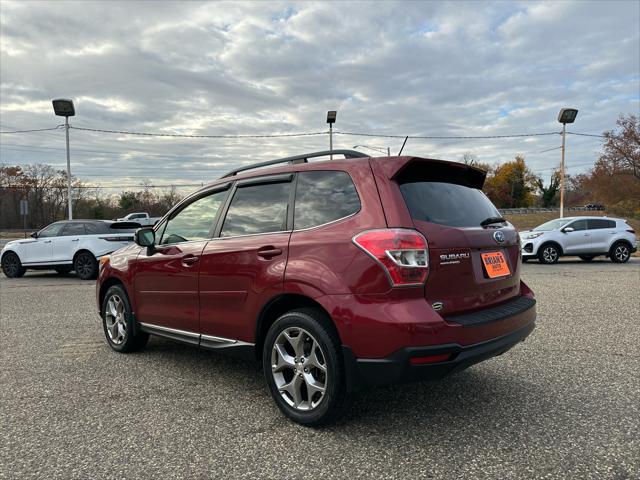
[263, 309, 348, 426]
[610, 242, 631, 263]
[101, 285, 149, 353]
[74, 252, 98, 280]
[538, 244, 560, 264]
[1, 252, 26, 278]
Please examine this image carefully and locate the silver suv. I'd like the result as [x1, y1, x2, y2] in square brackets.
[520, 216, 637, 264]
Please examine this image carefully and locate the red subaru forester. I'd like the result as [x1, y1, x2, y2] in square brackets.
[97, 150, 536, 425]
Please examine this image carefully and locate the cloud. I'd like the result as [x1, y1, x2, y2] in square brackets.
[1, 0, 638, 191]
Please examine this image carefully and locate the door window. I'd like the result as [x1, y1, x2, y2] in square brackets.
[567, 219, 587, 231]
[294, 171, 360, 229]
[60, 223, 86, 236]
[38, 223, 65, 238]
[159, 190, 228, 245]
[220, 182, 291, 237]
[588, 219, 616, 229]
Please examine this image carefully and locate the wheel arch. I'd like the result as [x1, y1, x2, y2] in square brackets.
[1, 249, 21, 263]
[608, 239, 633, 257]
[98, 277, 129, 312]
[255, 293, 340, 361]
[73, 248, 97, 264]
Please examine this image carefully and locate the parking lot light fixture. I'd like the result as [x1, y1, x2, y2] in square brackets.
[52, 98, 75, 220]
[557, 108, 578, 219]
[327, 111, 337, 159]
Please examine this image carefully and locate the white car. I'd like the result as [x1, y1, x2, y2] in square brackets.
[520, 216, 637, 264]
[1, 220, 136, 280]
[116, 212, 161, 226]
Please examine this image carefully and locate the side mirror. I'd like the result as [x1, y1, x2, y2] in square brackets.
[562, 227, 574, 233]
[134, 227, 155, 247]
[30, 232, 38, 238]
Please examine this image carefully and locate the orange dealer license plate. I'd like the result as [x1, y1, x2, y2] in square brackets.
[480, 251, 511, 278]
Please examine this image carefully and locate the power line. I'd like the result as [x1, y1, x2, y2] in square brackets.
[335, 131, 561, 139]
[567, 132, 606, 138]
[0, 126, 63, 134]
[68, 125, 330, 138]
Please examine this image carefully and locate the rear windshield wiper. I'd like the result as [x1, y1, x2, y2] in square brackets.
[480, 216, 507, 227]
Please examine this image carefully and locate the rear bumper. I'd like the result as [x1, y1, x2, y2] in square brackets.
[343, 319, 535, 391]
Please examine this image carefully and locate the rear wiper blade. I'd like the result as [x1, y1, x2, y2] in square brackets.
[480, 216, 507, 227]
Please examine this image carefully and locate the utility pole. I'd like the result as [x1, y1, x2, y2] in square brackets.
[557, 108, 578, 219]
[327, 111, 337, 160]
[52, 98, 76, 220]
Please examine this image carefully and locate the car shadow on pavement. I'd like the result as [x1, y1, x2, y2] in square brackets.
[142, 336, 552, 439]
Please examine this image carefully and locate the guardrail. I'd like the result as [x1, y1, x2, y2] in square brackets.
[499, 207, 605, 215]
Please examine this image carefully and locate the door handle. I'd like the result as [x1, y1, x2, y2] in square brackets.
[181, 255, 199, 267]
[257, 247, 283, 259]
[72, 239, 79, 242]
[44, 240, 52, 243]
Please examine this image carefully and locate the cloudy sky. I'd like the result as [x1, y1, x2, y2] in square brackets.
[1, 0, 638, 193]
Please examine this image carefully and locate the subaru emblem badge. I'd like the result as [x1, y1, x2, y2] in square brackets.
[493, 231, 505, 243]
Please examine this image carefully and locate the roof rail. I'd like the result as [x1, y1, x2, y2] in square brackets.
[220, 149, 368, 178]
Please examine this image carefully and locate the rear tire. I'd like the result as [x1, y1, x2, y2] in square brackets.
[579, 255, 595, 262]
[74, 252, 98, 280]
[101, 285, 149, 353]
[610, 242, 631, 263]
[538, 244, 560, 264]
[55, 266, 73, 275]
[1, 252, 26, 278]
[263, 308, 349, 426]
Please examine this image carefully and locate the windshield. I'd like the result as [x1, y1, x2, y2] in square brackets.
[533, 219, 571, 231]
[399, 181, 501, 227]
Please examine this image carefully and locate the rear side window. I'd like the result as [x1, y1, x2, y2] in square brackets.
[85, 223, 106, 234]
[294, 171, 360, 229]
[588, 219, 616, 229]
[399, 181, 500, 228]
[60, 223, 86, 236]
[221, 182, 291, 237]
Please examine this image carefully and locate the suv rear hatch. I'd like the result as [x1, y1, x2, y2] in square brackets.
[370, 157, 521, 317]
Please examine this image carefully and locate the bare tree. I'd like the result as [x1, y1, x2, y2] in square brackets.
[601, 114, 640, 180]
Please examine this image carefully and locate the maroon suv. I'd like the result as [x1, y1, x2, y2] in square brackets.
[97, 150, 536, 425]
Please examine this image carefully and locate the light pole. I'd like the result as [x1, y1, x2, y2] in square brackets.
[52, 98, 75, 220]
[327, 111, 337, 160]
[353, 145, 391, 156]
[557, 108, 578, 218]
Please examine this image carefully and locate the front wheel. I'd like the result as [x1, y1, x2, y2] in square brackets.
[263, 309, 348, 426]
[1, 252, 26, 278]
[538, 244, 560, 264]
[74, 252, 98, 280]
[101, 285, 149, 353]
[610, 242, 631, 263]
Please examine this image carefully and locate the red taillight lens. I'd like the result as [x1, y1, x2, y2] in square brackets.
[352, 228, 429, 287]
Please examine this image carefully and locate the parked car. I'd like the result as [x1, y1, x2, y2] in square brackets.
[115, 212, 162, 226]
[97, 150, 537, 425]
[584, 203, 605, 211]
[520, 216, 637, 264]
[1, 220, 137, 280]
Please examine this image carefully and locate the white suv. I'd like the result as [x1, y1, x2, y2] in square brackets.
[1, 220, 135, 279]
[520, 216, 637, 264]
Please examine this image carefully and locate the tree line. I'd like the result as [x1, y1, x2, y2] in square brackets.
[1, 113, 638, 230]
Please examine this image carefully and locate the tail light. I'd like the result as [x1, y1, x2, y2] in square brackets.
[352, 228, 429, 287]
[627, 229, 635, 234]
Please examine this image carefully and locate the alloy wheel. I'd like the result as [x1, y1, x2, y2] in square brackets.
[105, 294, 127, 345]
[75, 254, 94, 278]
[271, 327, 328, 411]
[2, 254, 19, 276]
[614, 244, 630, 262]
[543, 246, 558, 263]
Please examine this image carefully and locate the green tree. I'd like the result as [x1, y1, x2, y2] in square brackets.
[535, 171, 561, 207]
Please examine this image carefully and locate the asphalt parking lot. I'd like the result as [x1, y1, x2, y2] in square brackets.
[1, 259, 639, 479]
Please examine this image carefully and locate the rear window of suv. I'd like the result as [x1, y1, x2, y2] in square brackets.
[399, 181, 501, 228]
[294, 171, 360, 229]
